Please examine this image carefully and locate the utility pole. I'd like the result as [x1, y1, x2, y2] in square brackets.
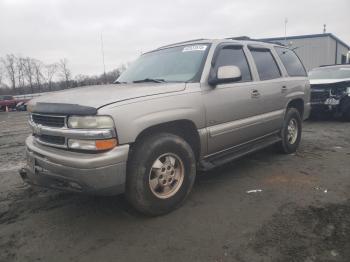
[100, 32, 107, 84]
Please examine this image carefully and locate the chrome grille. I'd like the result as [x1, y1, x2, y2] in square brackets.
[310, 91, 329, 103]
[32, 114, 65, 128]
[28, 114, 116, 150]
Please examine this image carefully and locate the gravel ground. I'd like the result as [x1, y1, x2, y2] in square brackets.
[0, 112, 350, 262]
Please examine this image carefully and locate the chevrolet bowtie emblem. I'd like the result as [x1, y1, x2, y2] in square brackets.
[33, 124, 42, 135]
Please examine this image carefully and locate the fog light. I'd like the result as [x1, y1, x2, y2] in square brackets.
[68, 138, 117, 151]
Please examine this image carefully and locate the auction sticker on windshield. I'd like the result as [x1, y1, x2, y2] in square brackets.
[182, 45, 207, 52]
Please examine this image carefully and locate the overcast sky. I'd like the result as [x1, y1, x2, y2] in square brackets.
[0, 0, 349, 76]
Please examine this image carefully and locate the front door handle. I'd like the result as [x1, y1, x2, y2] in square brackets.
[251, 89, 261, 99]
[281, 86, 287, 93]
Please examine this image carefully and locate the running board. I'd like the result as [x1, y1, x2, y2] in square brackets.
[199, 134, 281, 171]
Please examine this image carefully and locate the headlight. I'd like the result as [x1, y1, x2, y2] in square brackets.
[68, 116, 115, 129]
[346, 87, 350, 96]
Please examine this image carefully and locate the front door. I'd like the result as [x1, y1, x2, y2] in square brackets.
[203, 45, 266, 154]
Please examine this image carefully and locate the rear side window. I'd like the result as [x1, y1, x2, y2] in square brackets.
[275, 47, 307, 77]
[250, 49, 281, 80]
[215, 46, 252, 82]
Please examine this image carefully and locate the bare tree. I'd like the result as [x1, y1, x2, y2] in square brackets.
[23, 57, 35, 93]
[44, 63, 57, 91]
[33, 59, 44, 91]
[59, 58, 71, 89]
[0, 53, 130, 94]
[16, 57, 26, 90]
[1, 54, 17, 90]
[0, 64, 3, 88]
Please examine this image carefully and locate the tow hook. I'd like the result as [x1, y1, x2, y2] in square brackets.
[19, 168, 28, 179]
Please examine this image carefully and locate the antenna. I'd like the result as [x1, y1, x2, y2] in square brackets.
[323, 24, 327, 34]
[284, 18, 288, 45]
[100, 32, 107, 83]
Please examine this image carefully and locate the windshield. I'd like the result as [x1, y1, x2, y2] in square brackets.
[309, 67, 350, 80]
[117, 44, 209, 83]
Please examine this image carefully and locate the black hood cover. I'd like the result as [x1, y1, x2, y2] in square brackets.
[32, 102, 97, 115]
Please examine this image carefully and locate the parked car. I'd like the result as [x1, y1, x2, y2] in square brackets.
[20, 39, 310, 215]
[0, 95, 30, 111]
[309, 65, 350, 120]
[0, 95, 16, 111]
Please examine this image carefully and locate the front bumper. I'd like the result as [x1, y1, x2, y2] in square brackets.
[20, 136, 129, 195]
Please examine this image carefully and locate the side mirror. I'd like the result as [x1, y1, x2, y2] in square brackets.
[208, 65, 242, 86]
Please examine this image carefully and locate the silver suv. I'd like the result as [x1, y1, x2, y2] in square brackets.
[20, 39, 310, 215]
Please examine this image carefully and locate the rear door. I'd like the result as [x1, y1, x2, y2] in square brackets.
[247, 46, 286, 134]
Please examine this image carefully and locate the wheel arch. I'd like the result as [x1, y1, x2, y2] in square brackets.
[286, 98, 304, 118]
[131, 119, 201, 161]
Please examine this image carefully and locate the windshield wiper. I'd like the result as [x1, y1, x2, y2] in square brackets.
[114, 80, 128, 84]
[133, 78, 167, 83]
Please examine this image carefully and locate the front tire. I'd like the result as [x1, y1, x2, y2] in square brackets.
[341, 98, 350, 121]
[125, 133, 196, 216]
[277, 108, 302, 154]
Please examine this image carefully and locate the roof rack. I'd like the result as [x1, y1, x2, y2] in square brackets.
[225, 36, 251, 40]
[270, 41, 287, 46]
[319, 64, 336, 67]
[319, 64, 350, 67]
[225, 36, 286, 47]
[157, 38, 208, 49]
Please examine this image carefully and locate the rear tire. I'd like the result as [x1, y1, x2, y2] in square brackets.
[277, 108, 302, 154]
[125, 133, 196, 216]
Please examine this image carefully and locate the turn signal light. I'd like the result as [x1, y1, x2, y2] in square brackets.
[95, 139, 118, 150]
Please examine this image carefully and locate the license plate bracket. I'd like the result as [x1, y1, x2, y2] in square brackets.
[324, 98, 340, 105]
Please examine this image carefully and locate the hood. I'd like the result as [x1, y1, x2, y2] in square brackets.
[30, 83, 186, 110]
[310, 78, 350, 85]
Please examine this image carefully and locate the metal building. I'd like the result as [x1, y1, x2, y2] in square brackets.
[258, 33, 350, 71]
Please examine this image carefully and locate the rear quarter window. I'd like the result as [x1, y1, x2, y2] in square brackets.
[275, 47, 307, 77]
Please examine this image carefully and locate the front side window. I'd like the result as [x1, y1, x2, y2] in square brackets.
[214, 46, 252, 82]
[117, 44, 210, 83]
[250, 49, 281, 81]
[275, 47, 307, 77]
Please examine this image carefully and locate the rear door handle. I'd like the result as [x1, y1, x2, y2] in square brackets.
[251, 89, 261, 99]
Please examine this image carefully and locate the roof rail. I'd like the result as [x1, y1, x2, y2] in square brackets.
[319, 64, 350, 67]
[225, 36, 285, 46]
[157, 38, 208, 49]
[225, 36, 251, 40]
[319, 64, 337, 67]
